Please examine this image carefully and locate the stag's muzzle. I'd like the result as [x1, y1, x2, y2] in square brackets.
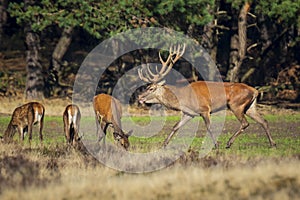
[138, 95, 146, 104]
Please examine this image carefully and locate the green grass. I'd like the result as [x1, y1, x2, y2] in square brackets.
[0, 112, 300, 199]
[125, 113, 300, 157]
[0, 113, 299, 157]
[125, 113, 300, 124]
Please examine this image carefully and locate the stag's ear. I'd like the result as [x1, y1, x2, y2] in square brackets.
[158, 80, 166, 86]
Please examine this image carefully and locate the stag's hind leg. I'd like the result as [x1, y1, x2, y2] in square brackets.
[245, 101, 276, 147]
[226, 106, 249, 148]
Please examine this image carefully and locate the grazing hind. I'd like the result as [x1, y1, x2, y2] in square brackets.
[4, 102, 45, 144]
[93, 94, 132, 150]
[63, 104, 81, 146]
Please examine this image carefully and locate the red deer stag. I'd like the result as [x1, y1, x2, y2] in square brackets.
[3, 102, 45, 144]
[138, 44, 276, 148]
[93, 94, 132, 150]
[63, 104, 81, 146]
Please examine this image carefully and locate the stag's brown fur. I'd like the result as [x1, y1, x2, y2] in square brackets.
[63, 104, 81, 146]
[3, 102, 45, 143]
[93, 94, 132, 150]
[138, 44, 275, 148]
[139, 81, 276, 148]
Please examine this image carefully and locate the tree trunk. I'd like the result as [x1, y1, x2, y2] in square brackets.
[43, 27, 74, 97]
[51, 27, 73, 75]
[226, 2, 250, 82]
[227, 34, 239, 82]
[24, 0, 44, 100]
[0, 0, 8, 47]
[201, 21, 218, 81]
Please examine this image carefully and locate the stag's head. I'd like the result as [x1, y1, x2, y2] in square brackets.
[113, 130, 133, 150]
[138, 44, 186, 104]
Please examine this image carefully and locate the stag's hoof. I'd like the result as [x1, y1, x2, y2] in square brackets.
[225, 143, 232, 149]
[213, 142, 220, 149]
[270, 142, 277, 148]
[162, 143, 168, 149]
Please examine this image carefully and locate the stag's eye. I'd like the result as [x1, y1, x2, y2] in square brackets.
[148, 86, 155, 92]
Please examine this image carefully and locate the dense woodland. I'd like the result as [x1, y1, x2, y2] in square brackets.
[0, 0, 299, 104]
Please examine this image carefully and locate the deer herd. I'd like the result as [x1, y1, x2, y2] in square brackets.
[0, 44, 276, 151]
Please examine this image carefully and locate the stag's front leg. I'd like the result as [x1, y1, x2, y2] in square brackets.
[201, 112, 219, 149]
[163, 114, 193, 147]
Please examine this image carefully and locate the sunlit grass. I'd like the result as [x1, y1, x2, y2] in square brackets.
[126, 113, 300, 157]
[2, 113, 300, 155]
[0, 112, 300, 199]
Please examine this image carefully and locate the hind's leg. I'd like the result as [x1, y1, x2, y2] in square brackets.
[97, 121, 108, 144]
[39, 116, 44, 143]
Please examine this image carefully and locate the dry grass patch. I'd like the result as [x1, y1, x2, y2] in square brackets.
[0, 142, 300, 200]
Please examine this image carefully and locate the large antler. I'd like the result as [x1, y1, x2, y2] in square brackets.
[138, 44, 186, 83]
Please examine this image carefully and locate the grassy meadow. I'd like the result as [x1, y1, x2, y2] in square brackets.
[0, 106, 300, 199]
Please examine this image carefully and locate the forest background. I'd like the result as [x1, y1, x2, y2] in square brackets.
[0, 2, 300, 198]
[0, 0, 299, 105]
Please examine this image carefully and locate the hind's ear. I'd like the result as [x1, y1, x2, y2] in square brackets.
[113, 132, 122, 140]
[126, 130, 133, 137]
[77, 132, 84, 141]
